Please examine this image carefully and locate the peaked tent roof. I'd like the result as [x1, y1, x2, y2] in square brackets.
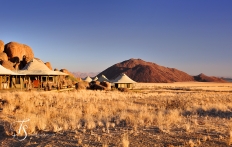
[16, 58, 68, 75]
[97, 75, 110, 82]
[112, 73, 136, 83]
[0, 65, 20, 75]
[92, 77, 98, 81]
[83, 76, 92, 82]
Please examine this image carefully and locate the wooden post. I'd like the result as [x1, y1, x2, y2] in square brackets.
[7, 75, 10, 89]
[0, 76, 2, 89]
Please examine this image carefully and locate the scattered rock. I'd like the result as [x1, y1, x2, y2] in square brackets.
[75, 81, 90, 90]
[90, 83, 106, 90]
[100, 81, 111, 90]
[90, 81, 100, 85]
[0, 52, 8, 61]
[1, 60, 15, 70]
[45, 62, 52, 70]
[60, 69, 75, 77]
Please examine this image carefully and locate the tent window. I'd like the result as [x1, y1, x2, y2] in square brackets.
[42, 77, 47, 82]
[127, 84, 130, 88]
[16, 77, 20, 84]
[2, 76, 8, 83]
[49, 77, 53, 82]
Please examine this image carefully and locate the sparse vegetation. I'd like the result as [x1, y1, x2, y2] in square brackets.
[0, 82, 232, 146]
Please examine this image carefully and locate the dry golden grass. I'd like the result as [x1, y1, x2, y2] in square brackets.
[1, 82, 232, 146]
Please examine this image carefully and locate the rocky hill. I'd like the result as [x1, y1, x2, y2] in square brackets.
[194, 73, 226, 82]
[97, 58, 195, 83]
[97, 58, 226, 83]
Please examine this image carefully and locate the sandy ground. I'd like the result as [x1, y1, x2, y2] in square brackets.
[1, 82, 232, 147]
[135, 82, 232, 92]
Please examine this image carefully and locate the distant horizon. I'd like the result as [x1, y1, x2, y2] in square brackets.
[1, 0, 231, 77]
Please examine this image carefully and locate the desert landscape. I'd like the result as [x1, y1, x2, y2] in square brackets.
[1, 1, 232, 146]
[0, 40, 232, 147]
[1, 82, 232, 147]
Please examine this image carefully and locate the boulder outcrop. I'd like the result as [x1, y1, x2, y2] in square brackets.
[45, 62, 52, 70]
[0, 40, 4, 53]
[60, 69, 76, 77]
[0, 52, 8, 61]
[4, 42, 34, 63]
[1, 60, 15, 70]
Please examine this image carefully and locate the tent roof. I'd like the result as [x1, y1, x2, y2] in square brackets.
[16, 58, 68, 76]
[97, 75, 110, 82]
[16, 70, 68, 76]
[92, 77, 98, 81]
[0, 65, 20, 75]
[83, 76, 92, 82]
[22, 58, 51, 71]
[112, 73, 136, 83]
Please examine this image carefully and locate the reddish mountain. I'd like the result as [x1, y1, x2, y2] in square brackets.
[97, 58, 195, 83]
[194, 73, 226, 82]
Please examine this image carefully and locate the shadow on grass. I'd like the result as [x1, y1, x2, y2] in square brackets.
[183, 108, 232, 118]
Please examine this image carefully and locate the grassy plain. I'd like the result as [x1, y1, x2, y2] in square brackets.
[0, 82, 232, 146]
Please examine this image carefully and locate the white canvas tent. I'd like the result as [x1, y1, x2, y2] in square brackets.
[83, 76, 92, 82]
[92, 76, 98, 81]
[97, 75, 110, 82]
[112, 73, 136, 89]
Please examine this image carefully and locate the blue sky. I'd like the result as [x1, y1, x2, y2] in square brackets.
[0, 0, 231, 77]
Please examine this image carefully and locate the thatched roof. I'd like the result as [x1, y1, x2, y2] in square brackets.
[0, 64, 19, 75]
[16, 58, 68, 76]
[112, 73, 136, 83]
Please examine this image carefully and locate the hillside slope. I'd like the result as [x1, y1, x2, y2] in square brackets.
[97, 58, 194, 83]
[194, 73, 226, 82]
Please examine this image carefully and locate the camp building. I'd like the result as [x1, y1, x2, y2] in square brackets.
[83, 76, 92, 82]
[0, 65, 20, 89]
[112, 73, 136, 89]
[14, 58, 68, 89]
[97, 75, 110, 82]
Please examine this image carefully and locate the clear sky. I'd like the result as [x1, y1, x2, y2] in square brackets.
[0, 0, 231, 77]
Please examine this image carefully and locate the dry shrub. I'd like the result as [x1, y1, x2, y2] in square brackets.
[90, 81, 100, 85]
[118, 88, 130, 92]
[75, 81, 90, 90]
[1, 90, 232, 146]
[122, 133, 129, 147]
[100, 82, 111, 90]
[90, 84, 106, 90]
